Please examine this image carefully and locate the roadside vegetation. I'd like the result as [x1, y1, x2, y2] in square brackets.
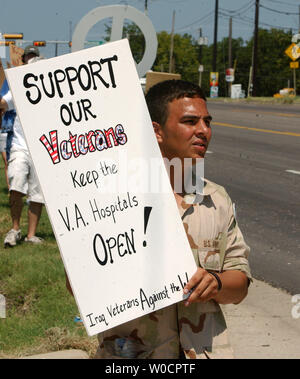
[117, 23, 300, 98]
[0, 160, 98, 358]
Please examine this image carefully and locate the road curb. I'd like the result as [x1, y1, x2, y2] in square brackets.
[20, 349, 89, 359]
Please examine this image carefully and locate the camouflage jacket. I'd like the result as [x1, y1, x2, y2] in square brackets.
[95, 179, 252, 359]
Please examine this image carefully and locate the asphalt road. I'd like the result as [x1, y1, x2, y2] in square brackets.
[204, 100, 300, 295]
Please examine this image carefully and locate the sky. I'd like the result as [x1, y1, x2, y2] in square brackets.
[0, 0, 300, 59]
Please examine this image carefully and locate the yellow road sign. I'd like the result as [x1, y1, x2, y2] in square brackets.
[285, 43, 300, 61]
[290, 61, 299, 69]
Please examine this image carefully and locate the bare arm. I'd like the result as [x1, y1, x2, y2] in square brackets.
[213, 270, 248, 304]
[0, 96, 8, 127]
[0, 96, 8, 112]
[183, 268, 248, 306]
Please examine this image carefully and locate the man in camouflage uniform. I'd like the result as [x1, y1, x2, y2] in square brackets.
[95, 80, 252, 359]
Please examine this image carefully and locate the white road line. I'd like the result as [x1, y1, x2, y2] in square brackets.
[286, 170, 300, 175]
[206, 150, 213, 154]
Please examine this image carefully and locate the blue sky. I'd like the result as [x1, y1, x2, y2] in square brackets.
[1, 0, 300, 59]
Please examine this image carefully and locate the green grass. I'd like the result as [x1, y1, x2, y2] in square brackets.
[0, 160, 98, 358]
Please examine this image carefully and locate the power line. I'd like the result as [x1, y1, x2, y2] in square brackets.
[165, 0, 188, 2]
[263, 0, 300, 8]
[220, 1, 255, 16]
[175, 10, 214, 32]
[260, 4, 300, 15]
[242, 16, 297, 31]
[157, 0, 197, 3]
[220, 11, 297, 32]
[161, 0, 299, 39]
[223, 1, 254, 14]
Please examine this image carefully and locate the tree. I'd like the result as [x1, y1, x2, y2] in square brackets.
[153, 32, 199, 83]
[253, 28, 295, 96]
[104, 22, 299, 97]
[104, 22, 145, 64]
[221, 28, 296, 97]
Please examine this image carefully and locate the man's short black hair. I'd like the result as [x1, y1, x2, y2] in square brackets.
[145, 79, 206, 126]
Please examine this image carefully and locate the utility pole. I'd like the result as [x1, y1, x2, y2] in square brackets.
[228, 16, 232, 97]
[145, 0, 148, 15]
[252, 0, 259, 97]
[69, 21, 72, 41]
[228, 17, 232, 68]
[212, 0, 219, 72]
[69, 21, 72, 52]
[293, 64, 296, 95]
[247, 65, 253, 97]
[169, 10, 175, 73]
[297, 4, 300, 96]
[198, 28, 203, 87]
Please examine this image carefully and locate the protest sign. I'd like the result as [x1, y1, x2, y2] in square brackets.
[5, 39, 196, 336]
[145, 71, 181, 93]
[9, 44, 24, 67]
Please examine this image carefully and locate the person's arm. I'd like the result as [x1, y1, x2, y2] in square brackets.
[1, 90, 14, 112]
[0, 96, 9, 113]
[0, 97, 8, 129]
[184, 189, 251, 306]
[183, 268, 248, 306]
[212, 269, 248, 304]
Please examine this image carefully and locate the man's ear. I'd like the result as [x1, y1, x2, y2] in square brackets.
[153, 121, 164, 144]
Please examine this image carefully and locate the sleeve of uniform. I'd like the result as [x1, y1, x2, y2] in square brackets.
[222, 190, 252, 282]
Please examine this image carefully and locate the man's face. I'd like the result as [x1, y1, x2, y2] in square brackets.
[155, 96, 212, 162]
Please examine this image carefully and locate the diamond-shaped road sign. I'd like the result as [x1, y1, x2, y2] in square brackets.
[285, 43, 300, 61]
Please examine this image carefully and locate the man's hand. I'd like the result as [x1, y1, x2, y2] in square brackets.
[183, 268, 219, 306]
[183, 268, 249, 306]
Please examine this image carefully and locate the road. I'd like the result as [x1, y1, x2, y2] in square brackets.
[205, 100, 300, 295]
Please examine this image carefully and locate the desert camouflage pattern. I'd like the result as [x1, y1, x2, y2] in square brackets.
[95, 179, 252, 359]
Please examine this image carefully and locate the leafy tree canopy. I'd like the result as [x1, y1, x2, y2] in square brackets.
[105, 22, 298, 97]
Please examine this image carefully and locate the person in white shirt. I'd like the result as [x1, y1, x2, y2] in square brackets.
[0, 46, 45, 247]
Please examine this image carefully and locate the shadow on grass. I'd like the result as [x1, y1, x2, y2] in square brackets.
[0, 195, 10, 207]
[36, 230, 56, 240]
[1, 186, 9, 194]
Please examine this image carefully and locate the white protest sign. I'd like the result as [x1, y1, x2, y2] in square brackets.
[5, 39, 196, 336]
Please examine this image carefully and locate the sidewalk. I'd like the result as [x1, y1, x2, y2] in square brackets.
[221, 278, 300, 359]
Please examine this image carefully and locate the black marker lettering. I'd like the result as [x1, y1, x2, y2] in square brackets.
[23, 73, 41, 105]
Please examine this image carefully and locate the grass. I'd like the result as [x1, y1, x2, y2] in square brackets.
[0, 160, 98, 358]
